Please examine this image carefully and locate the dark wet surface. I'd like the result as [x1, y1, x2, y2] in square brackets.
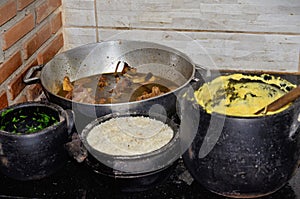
[0, 158, 298, 199]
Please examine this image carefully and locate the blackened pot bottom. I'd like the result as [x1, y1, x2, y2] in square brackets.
[209, 184, 286, 199]
[84, 155, 178, 192]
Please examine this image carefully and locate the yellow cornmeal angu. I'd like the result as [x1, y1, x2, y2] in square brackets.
[194, 74, 296, 117]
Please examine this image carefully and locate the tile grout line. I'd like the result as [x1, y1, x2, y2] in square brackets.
[94, 0, 99, 42]
[63, 25, 300, 37]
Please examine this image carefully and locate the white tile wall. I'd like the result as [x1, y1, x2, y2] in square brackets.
[63, 0, 96, 27]
[95, 0, 300, 33]
[98, 29, 300, 71]
[62, 0, 300, 72]
[64, 28, 97, 49]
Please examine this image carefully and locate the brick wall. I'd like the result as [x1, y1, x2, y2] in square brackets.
[0, 0, 63, 109]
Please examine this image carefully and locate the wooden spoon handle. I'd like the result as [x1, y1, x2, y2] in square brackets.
[264, 85, 300, 113]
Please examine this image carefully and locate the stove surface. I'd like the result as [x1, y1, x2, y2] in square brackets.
[0, 158, 298, 199]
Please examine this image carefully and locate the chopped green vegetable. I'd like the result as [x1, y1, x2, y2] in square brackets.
[0, 107, 59, 135]
[12, 117, 19, 122]
[1, 109, 13, 117]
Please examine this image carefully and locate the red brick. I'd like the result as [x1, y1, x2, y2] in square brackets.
[0, 91, 9, 110]
[0, 51, 22, 84]
[49, 0, 61, 8]
[0, 0, 17, 26]
[23, 22, 52, 59]
[36, 0, 61, 24]
[51, 12, 62, 34]
[37, 33, 63, 64]
[8, 59, 38, 100]
[2, 13, 35, 50]
[35, 0, 47, 24]
[17, 0, 35, 11]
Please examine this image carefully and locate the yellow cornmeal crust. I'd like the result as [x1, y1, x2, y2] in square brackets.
[194, 74, 296, 117]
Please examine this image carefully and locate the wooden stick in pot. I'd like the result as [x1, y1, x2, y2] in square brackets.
[255, 85, 300, 115]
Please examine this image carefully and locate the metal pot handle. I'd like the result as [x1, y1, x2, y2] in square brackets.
[23, 65, 44, 85]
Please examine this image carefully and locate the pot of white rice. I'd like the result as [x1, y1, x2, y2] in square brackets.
[79, 111, 181, 175]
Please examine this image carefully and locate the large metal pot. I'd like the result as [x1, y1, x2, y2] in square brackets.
[24, 40, 195, 132]
[182, 69, 300, 198]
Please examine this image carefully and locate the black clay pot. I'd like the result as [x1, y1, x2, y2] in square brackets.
[66, 110, 181, 192]
[0, 102, 74, 181]
[182, 73, 300, 198]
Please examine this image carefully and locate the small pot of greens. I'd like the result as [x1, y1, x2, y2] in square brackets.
[0, 101, 74, 181]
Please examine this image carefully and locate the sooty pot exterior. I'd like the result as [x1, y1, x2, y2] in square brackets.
[0, 102, 73, 181]
[182, 103, 300, 198]
[84, 155, 177, 192]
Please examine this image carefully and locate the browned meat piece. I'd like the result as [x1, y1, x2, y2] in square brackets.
[106, 97, 113, 103]
[98, 98, 106, 104]
[63, 76, 73, 92]
[115, 76, 120, 83]
[72, 85, 95, 104]
[136, 86, 164, 101]
[152, 86, 161, 95]
[98, 75, 108, 88]
[65, 91, 73, 99]
[98, 97, 113, 104]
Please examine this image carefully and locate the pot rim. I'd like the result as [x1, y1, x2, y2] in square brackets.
[196, 98, 300, 120]
[80, 111, 180, 160]
[192, 69, 300, 120]
[0, 101, 67, 138]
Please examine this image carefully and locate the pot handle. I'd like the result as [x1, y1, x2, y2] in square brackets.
[289, 112, 300, 140]
[23, 65, 44, 85]
[64, 109, 75, 136]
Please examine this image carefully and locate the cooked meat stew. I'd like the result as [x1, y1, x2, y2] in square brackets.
[57, 62, 179, 104]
